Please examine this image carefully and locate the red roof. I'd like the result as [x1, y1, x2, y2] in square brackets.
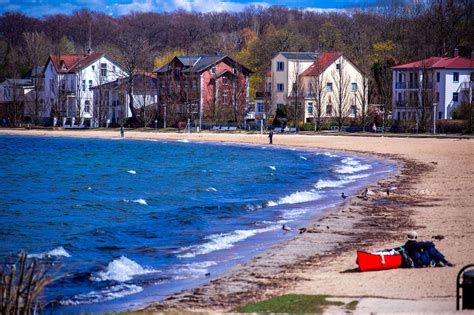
[49, 52, 105, 73]
[392, 56, 474, 69]
[301, 52, 341, 76]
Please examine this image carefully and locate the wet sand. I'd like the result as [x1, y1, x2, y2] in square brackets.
[2, 129, 473, 312]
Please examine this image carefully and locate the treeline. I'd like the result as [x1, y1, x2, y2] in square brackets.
[0, 0, 473, 100]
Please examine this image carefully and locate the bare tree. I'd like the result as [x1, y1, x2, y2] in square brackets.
[356, 75, 369, 131]
[289, 57, 305, 126]
[332, 58, 352, 131]
[308, 62, 327, 131]
[416, 61, 437, 133]
[22, 32, 51, 125]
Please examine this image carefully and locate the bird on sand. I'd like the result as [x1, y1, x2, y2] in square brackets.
[282, 224, 292, 232]
[341, 192, 347, 199]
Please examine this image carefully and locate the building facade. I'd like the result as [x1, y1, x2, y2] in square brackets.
[154, 55, 251, 127]
[43, 52, 126, 126]
[391, 53, 474, 124]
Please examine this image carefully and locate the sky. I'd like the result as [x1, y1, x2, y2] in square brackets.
[0, 0, 376, 17]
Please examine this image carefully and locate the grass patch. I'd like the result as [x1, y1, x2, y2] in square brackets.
[346, 300, 359, 311]
[233, 294, 344, 313]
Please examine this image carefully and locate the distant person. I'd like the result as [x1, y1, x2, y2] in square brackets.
[120, 126, 124, 138]
[2, 116, 6, 127]
[268, 131, 273, 144]
[404, 231, 454, 267]
[372, 123, 377, 133]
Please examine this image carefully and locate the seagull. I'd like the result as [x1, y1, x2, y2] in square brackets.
[298, 227, 307, 234]
[282, 224, 292, 232]
[205, 272, 211, 277]
[386, 188, 390, 196]
[341, 192, 347, 199]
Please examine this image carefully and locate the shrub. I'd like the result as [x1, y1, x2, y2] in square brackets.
[300, 122, 315, 131]
[437, 119, 467, 133]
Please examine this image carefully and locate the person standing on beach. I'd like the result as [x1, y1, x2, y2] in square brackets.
[268, 131, 273, 144]
[120, 126, 124, 138]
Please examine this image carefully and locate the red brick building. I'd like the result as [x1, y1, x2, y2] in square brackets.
[154, 55, 251, 128]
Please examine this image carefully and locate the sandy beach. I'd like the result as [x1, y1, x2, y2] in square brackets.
[2, 128, 473, 313]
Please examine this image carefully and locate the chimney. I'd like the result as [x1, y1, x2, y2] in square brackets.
[454, 48, 459, 57]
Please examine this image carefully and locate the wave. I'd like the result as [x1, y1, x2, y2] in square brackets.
[60, 284, 143, 306]
[299, 156, 307, 160]
[92, 256, 158, 282]
[122, 198, 148, 206]
[267, 190, 321, 207]
[281, 208, 309, 220]
[127, 170, 137, 174]
[29, 246, 71, 259]
[176, 226, 279, 258]
[341, 173, 371, 180]
[334, 157, 372, 174]
[172, 261, 217, 280]
[317, 152, 339, 158]
[177, 139, 190, 143]
[314, 178, 353, 189]
[206, 187, 217, 192]
[268, 165, 276, 171]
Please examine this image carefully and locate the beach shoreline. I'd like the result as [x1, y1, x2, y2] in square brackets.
[2, 128, 473, 312]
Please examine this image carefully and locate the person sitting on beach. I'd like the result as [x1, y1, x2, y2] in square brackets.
[404, 231, 454, 267]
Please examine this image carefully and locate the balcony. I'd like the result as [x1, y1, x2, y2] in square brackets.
[395, 101, 407, 107]
[395, 82, 420, 89]
[460, 82, 472, 90]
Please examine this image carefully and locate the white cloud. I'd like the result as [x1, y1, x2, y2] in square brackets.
[108, 0, 154, 15]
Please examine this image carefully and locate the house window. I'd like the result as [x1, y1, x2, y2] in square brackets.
[436, 92, 440, 102]
[89, 80, 93, 90]
[223, 77, 228, 85]
[82, 80, 86, 92]
[326, 82, 333, 92]
[223, 91, 228, 105]
[453, 92, 458, 102]
[351, 83, 357, 92]
[351, 105, 357, 115]
[276, 62, 284, 71]
[256, 102, 264, 113]
[453, 72, 459, 82]
[84, 100, 90, 113]
[92, 65, 95, 71]
[398, 73, 402, 82]
[113, 66, 116, 72]
[211, 67, 216, 75]
[336, 63, 340, 70]
[326, 104, 332, 115]
[436, 72, 440, 82]
[307, 102, 313, 114]
[438, 111, 442, 119]
[100, 63, 107, 77]
[277, 83, 284, 92]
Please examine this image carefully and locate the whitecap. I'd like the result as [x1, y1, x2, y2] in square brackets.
[206, 187, 217, 192]
[268, 165, 276, 171]
[334, 164, 372, 174]
[176, 226, 279, 258]
[87, 187, 92, 190]
[177, 139, 189, 143]
[132, 199, 148, 205]
[29, 246, 71, 259]
[317, 152, 339, 158]
[92, 256, 157, 282]
[341, 157, 360, 166]
[341, 173, 371, 180]
[60, 284, 143, 306]
[267, 190, 321, 207]
[282, 208, 309, 220]
[299, 156, 308, 160]
[127, 170, 137, 174]
[314, 178, 353, 189]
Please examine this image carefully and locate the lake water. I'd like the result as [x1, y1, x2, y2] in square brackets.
[0, 135, 395, 313]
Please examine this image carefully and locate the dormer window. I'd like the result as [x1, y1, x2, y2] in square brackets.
[211, 67, 217, 75]
[60, 60, 67, 70]
[100, 63, 107, 77]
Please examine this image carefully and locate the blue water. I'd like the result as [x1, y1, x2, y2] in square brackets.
[0, 135, 395, 312]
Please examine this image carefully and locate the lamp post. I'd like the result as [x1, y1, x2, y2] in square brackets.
[433, 103, 437, 135]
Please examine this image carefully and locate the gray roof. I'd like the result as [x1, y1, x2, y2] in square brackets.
[279, 52, 320, 61]
[154, 55, 252, 74]
[2, 79, 34, 87]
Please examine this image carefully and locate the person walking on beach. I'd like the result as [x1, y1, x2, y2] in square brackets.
[120, 126, 124, 138]
[268, 131, 273, 144]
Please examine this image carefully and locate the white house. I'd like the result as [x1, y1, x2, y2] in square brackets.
[391, 52, 474, 122]
[91, 74, 158, 126]
[0, 79, 35, 125]
[43, 52, 126, 127]
[270, 52, 319, 114]
[299, 52, 367, 123]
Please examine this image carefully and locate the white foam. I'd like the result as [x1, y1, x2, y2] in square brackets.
[267, 190, 321, 207]
[268, 165, 276, 171]
[93, 256, 157, 282]
[127, 170, 137, 174]
[341, 157, 360, 166]
[317, 152, 339, 158]
[206, 187, 217, 192]
[281, 208, 309, 220]
[176, 226, 279, 258]
[133, 199, 148, 205]
[177, 139, 189, 143]
[29, 246, 71, 259]
[335, 163, 372, 174]
[172, 261, 217, 280]
[60, 284, 143, 306]
[314, 178, 353, 189]
[87, 187, 92, 190]
[299, 156, 308, 160]
[341, 173, 371, 180]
